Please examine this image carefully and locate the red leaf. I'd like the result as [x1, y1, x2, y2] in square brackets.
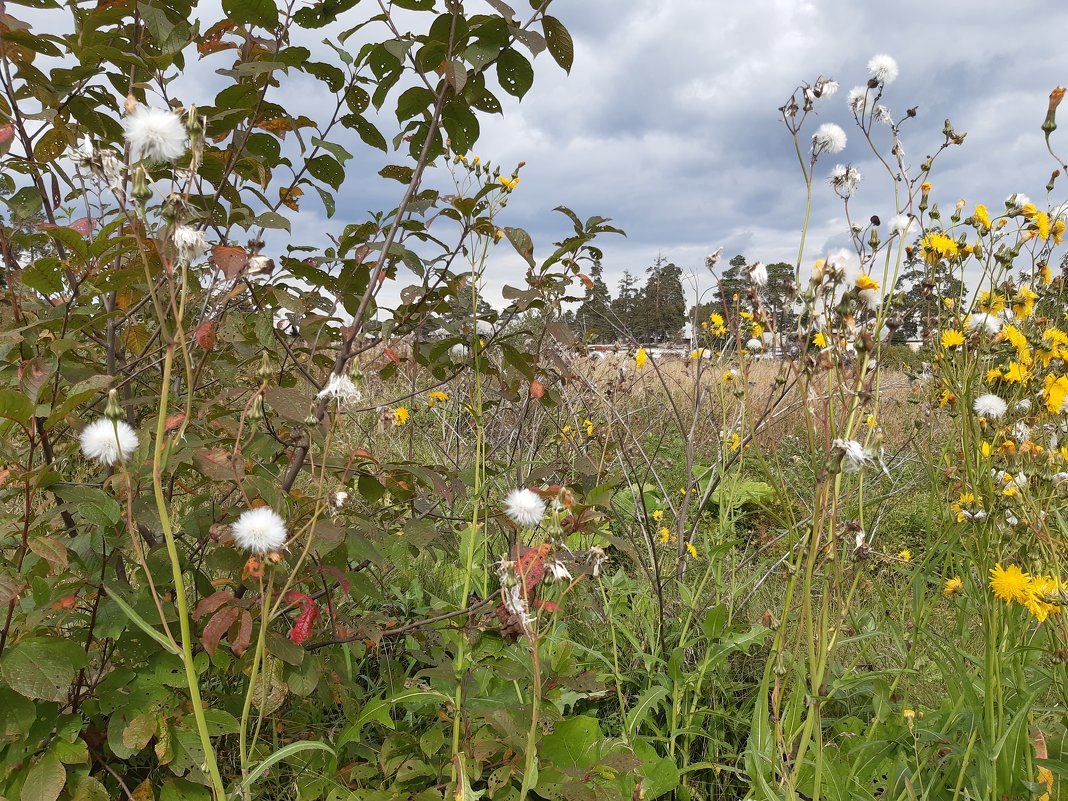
[193, 590, 234, 621]
[533, 599, 559, 612]
[211, 245, 249, 279]
[69, 217, 96, 237]
[384, 346, 400, 365]
[514, 543, 551, 594]
[0, 124, 13, 157]
[164, 413, 186, 433]
[231, 610, 253, 656]
[202, 606, 240, 656]
[195, 320, 216, 350]
[529, 380, 545, 399]
[286, 592, 319, 646]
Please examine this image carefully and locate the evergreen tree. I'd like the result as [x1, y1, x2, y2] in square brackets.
[634, 255, 686, 342]
[889, 245, 964, 342]
[612, 270, 640, 335]
[575, 259, 614, 343]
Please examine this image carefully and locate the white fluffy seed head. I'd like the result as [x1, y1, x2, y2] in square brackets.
[80, 418, 139, 465]
[973, 393, 1007, 419]
[889, 213, 913, 236]
[830, 164, 862, 197]
[173, 225, 208, 263]
[833, 438, 871, 473]
[967, 312, 1003, 335]
[867, 54, 899, 85]
[123, 105, 189, 162]
[812, 123, 847, 155]
[848, 86, 871, 116]
[504, 488, 546, 528]
[316, 372, 362, 408]
[748, 261, 768, 287]
[231, 507, 288, 553]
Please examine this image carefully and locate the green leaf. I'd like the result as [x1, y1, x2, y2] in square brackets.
[542, 16, 574, 73]
[344, 113, 387, 151]
[20, 752, 65, 801]
[253, 210, 291, 232]
[239, 741, 335, 791]
[222, 0, 279, 28]
[103, 584, 180, 656]
[308, 155, 345, 190]
[504, 226, 534, 267]
[380, 164, 414, 184]
[538, 716, 602, 771]
[0, 637, 87, 703]
[21, 257, 65, 296]
[442, 99, 480, 156]
[5, 186, 43, 220]
[496, 48, 534, 98]
[0, 388, 32, 426]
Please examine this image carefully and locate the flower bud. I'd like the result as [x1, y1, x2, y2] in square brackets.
[248, 394, 264, 422]
[104, 388, 124, 422]
[257, 351, 273, 382]
[130, 164, 152, 204]
[1043, 87, 1065, 137]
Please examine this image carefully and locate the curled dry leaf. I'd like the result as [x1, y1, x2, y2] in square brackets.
[211, 245, 249, 280]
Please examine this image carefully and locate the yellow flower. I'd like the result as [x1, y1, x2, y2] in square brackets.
[898, 549, 911, 562]
[941, 329, 965, 349]
[989, 563, 1031, 605]
[729, 432, 741, 451]
[1012, 286, 1037, 319]
[739, 310, 754, 320]
[1003, 361, 1030, 384]
[974, 204, 991, 229]
[708, 312, 726, 335]
[584, 418, 593, 436]
[498, 175, 519, 191]
[921, 231, 959, 264]
[981, 441, 992, 457]
[392, 407, 410, 426]
[1021, 202, 1038, 219]
[985, 367, 1003, 382]
[495, 229, 504, 240]
[685, 541, 698, 559]
[1044, 372, 1068, 413]
[943, 297, 956, 310]
[950, 491, 981, 522]
[1036, 211, 1051, 240]
[721, 370, 735, 383]
[977, 291, 1005, 315]
[690, 348, 706, 359]
[1045, 327, 1068, 346]
[943, 576, 964, 597]
[1025, 575, 1063, 622]
[921, 181, 932, 193]
[427, 390, 449, 406]
[678, 487, 687, 495]
[813, 332, 828, 348]
[939, 390, 957, 407]
[999, 325, 1032, 364]
[560, 424, 575, 441]
[651, 509, 664, 522]
[902, 708, 916, 724]
[751, 323, 764, 338]
[866, 414, 877, 429]
[635, 347, 648, 370]
[658, 526, 670, 545]
[856, 273, 879, 291]
[1053, 220, 1066, 245]
[1038, 766, 1054, 801]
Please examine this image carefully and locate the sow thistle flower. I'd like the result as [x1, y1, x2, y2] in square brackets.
[951, 491, 984, 522]
[123, 103, 189, 162]
[392, 406, 410, 426]
[503, 488, 546, 528]
[635, 347, 648, 370]
[921, 231, 959, 264]
[231, 507, 288, 554]
[940, 329, 965, 350]
[80, 419, 139, 466]
[973, 393, 1007, 419]
[943, 576, 964, 597]
[811, 123, 847, 155]
[989, 563, 1031, 605]
[973, 204, 991, 230]
[317, 372, 361, 408]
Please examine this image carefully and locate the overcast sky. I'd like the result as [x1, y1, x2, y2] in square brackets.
[381, 0, 1068, 311]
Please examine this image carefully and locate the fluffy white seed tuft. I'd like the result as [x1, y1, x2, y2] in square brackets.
[123, 105, 189, 162]
[80, 418, 139, 466]
[973, 393, 1008, 419]
[231, 507, 288, 553]
[504, 488, 546, 528]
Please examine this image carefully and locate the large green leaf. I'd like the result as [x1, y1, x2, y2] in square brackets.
[0, 637, 87, 703]
[20, 752, 65, 801]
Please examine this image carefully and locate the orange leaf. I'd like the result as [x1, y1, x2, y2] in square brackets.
[211, 245, 249, 280]
[164, 413, 186, 433]
[197, 19, 239, 55]
[279, 186, 303, 211]
[384, 346, 400, 365]
[530, 380, 545, 399]
[194, 320, 216, 350]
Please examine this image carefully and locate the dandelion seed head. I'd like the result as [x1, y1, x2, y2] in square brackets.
[973, 393, 1007, 419]
[812, 123, 847, 155]
[123, 104, 189, 162]
[504, 488, 545, 528]
[867, 54, 899, 85]
[80, 418, 139, 466]
[231, 507, 288, 554]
